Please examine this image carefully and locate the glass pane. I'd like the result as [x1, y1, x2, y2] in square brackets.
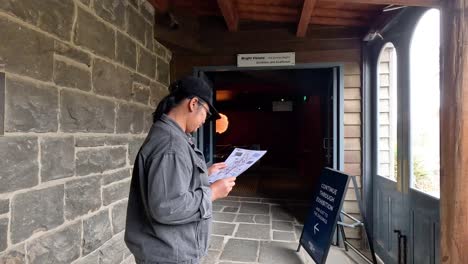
[377, 43, 398, 180]
[410, 9, 440, 197]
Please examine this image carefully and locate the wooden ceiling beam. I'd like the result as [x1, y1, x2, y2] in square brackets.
[239, 12, 297, 23]
[237, 4, 299, 16]
[310, 17, 369, 27]
[217, 0, 239, 32]
[320, 0, 440, 7]
[297, 0, 318, 37]
[313, 8, 375, 19]
[237, 0, 303, 7]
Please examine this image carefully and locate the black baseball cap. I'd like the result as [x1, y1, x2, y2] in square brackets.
[169, 76, 221, 120]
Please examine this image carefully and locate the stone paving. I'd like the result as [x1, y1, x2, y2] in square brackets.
[201, 196, 364, 264]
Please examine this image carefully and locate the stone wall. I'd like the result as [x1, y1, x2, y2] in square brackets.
[0, 0, 171, 263]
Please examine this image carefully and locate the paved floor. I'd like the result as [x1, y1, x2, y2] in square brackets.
[201, 196, 367, 264]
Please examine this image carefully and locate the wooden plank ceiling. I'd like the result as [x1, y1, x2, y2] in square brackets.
[149, 0, 441, 37]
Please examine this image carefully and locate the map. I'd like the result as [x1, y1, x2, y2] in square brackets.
[208, 148, 267, 184]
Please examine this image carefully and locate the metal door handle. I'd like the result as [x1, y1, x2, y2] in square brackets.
[394, 230, 402, 264]
[401, 234, 407, 264]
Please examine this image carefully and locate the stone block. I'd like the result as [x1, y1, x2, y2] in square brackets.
[209, 236, 224, 251]
[73, 251, 99, 264]
[0, 244, 25, 264]
[272, 221, 293, 231]
[127, 0, 138, 8]
[156, 57, 170, 85]
[141, 2, 155, 23]
[254, 215, 270, 224]
[11, 185, 64, 243]
[235, 224, 270, 240]
[76, 147, 126, 176]
[212, 201, 240, 208]
[74, 7, 115, 59]
[116, 103, 144, 134]
[134, 73, 151, 86]
[102, 179, 131, 206]
[54, 41, 91, 66]
[102, 168, 131, 185]
[235, 214, 254, 223]
[93, 58, 133, 99]
[271, 206, 294, 221]
[75, 136, 107, 147]
[132, 83, 150, 104]
[0, 137, 38, 193]
[201, 250, 220, 264]
[137, 47, 156, 79]
[27, 222, 81, 264]
[0, 199, 9, 214]
[212, 222, 236, 236]
[82, 210, 112, 255]
[53, 58, 91, 91]
[149, 81, 168, 107]
[220, 239, 258, 262]
[65, 176, 101, 220]
[143, 108, 154, 133]
[78, 0, 91, 7]
[239, 203, 269, 215]
[40, 137, 74, 182]
[0, 0, 74, 40]
[154, 41, 166, 58]
[117, 32, 137, 70]
[98, 233, 126, 264]
[213, 212, 236, 222]
[259, 241, 301, 263]
[127, 6, 146, 45]
[145, 22, 154, 51]
[222, 207, 239, 213]
[105, 136, 129, 146]
[272, 231, 295, 241]
[212, 205, 223, 212]
[60, 89, 115, 133]
[0, 17, 53, 81]
[94, 0, 126, 29]
[112, 200, 128, 234]
[5, 77, 58, 132]
[128, 137, 145, 165]
[0, 218, 7, 251]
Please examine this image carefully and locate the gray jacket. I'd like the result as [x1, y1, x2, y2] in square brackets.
[125, 114, 212, 264]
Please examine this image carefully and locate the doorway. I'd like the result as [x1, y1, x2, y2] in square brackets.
[194, 65, 344, 203]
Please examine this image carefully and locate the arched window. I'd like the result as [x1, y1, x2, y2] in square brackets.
[410, 9, 440, 197]
[377, 43, 398, 180]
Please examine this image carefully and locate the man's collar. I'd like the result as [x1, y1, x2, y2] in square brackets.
[160, 114, 194, 145]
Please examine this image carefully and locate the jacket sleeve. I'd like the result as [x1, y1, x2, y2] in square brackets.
[147, 152, 212, 225]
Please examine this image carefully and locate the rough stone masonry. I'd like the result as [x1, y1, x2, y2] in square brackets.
[0, 0, 171, 263]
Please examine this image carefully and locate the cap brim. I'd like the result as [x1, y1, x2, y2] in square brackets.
[208, 103, 221, 120]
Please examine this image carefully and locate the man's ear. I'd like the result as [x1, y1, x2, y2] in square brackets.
[188, 97, 198, 112]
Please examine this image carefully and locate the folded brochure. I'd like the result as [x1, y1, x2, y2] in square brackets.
[209, 148, 267, 184]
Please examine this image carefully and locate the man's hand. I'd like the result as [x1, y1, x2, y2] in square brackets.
[210, 177, 236, 201]
[208, 162, 227, 176]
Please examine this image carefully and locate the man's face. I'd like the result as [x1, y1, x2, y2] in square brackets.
[186, 97, 210, 133]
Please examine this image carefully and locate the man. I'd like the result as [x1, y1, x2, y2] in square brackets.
[125, 76, 236, 264]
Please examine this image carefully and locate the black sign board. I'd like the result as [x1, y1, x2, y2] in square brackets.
[299, 168, 350, 264]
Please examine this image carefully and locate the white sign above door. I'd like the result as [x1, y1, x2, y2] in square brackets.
[237, 52, 295, 67]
